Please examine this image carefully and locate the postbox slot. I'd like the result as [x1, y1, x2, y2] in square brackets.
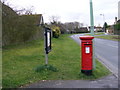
[84, 44, 91, 45]
[82, 41, 92, 43]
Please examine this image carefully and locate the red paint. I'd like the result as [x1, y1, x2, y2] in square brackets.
[80, 36, 94, 71]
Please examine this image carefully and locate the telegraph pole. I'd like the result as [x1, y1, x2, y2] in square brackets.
[90, 0, 95, 69]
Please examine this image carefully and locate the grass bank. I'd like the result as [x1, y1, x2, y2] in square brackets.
[95, 35, 120, 41]
[3, 34, 110, 88]
[85, 32, 119, 41]
[85, 32, 105, 36]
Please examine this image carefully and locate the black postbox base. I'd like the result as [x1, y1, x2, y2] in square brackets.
[81, 70, 92, 75]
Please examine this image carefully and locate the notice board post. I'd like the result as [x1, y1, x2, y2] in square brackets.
[39, 15, 52, 65]
[44, 27, 52, 65]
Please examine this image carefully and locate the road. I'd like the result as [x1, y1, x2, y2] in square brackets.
[70, 34, 118, 77]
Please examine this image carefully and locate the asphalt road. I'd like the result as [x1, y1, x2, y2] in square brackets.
[70, 34, 118, 77]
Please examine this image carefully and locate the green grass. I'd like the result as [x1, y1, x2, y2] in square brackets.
[95, 35, 120, 41]
[85, 32, 119, 41]
[3, 34, 110, 88]
[94, 32, 105, 35]
[85, 32, 105, 36]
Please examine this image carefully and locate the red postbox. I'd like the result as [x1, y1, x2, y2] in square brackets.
[79, 36, 94, 75]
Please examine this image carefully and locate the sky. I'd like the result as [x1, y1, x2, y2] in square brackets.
[4, 0, 120, 26]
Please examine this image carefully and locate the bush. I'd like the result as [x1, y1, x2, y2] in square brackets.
[114, 23, 120, 30]
[97, 30, 104, 32]
[2, 3, 43, 46]
[51, 25, 61, 38]
[114, 23, 120, 35]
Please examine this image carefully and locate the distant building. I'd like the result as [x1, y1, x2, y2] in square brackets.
[106, 25, 114, 34]
[88, 26, 102, 32]
[118, 1, 120, 20]
[88, 26, 95, 31]
[75, 27, 88, 33]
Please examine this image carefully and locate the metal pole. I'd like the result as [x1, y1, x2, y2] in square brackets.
[45, 53, 48, 65]
[100, 14, 105, 32]
[0, 1, 2, 89]
[44, 29, 48, 65]
[90, 0, 95, 69]
[41, 16, 48, 65]
[100, 14, 105, 23]
[103, 14, 105, 23]
[90, 0, 94, 36]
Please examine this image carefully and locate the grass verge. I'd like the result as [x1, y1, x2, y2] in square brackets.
[95, 35, 120, 41]
[3, 34, 110, 88]
[85, 32, 119, 41]
[85, 32, 105, 36]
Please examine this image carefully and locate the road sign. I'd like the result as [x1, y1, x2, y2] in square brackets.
[45, 27, 51, 54]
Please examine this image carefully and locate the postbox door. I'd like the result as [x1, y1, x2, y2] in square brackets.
[82, 44, 92, 70]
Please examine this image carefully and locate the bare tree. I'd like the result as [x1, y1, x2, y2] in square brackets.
[15, 8, 26, 15]
[79, 23, 84, 27]
[15, 6, 34, 15]
[74, 22, 80, 28]
[49, 15, 60, 24]
[1, 0, 12, 7]
[24, 6, 34, 15]
[1, 0, 7, 4]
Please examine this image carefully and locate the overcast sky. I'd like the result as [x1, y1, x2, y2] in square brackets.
[5, 0, 120, 26]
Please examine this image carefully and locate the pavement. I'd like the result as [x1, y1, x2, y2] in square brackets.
[22, 34, 119, 88]
[23, 74, 118, 88]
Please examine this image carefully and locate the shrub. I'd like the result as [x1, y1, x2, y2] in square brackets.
[114, 23, 120, 30]
[114, 23, 120, 35]
[51, 25, 61, 38]
[2, 3, 43, 46]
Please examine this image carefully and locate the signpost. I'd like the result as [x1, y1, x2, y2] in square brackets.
[40, 15, 52, 65]
[35, 15, 58, 72]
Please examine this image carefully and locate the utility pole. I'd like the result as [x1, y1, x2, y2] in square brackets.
[100, 14, 105, 32]
[90, 0, 95, 69]
[90, 0, 94, 36]
[100, 14, 105, 23]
